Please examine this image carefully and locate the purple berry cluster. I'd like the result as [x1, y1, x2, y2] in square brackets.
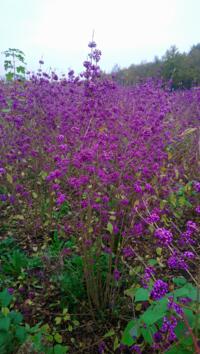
[154, 228, 173, 246]
[150, 279, 168, 300]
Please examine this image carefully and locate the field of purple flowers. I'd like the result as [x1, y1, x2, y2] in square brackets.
[0, 43, 200, 353]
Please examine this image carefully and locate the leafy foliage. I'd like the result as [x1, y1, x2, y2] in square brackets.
[122, 280, 200, 353]
[2, 48, 26, 81]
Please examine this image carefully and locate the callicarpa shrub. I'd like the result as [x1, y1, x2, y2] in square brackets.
[0, 41, 200, 351]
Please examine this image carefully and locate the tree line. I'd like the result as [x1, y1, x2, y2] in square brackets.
[111, 44, 200, 89]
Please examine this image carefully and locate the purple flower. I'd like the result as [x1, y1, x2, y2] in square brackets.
[10, 195, 15, 204]
[102, 196, 109, 203]
[152, 316, 177, 350]
[103, 246, 112, 254]
[153, 331, 162, 343]
[113, 269, 120, 281]
[179, 297, 192, 305]
[62, 248, 72, 256]
[195, 205, 200, 214]
[167, 253, 188, 270]
[142, 266, 155, 288]
[88, 41, 96, 48]
[130, 345, 142, 353]
[52, 183, 60, 191]
[19, 286, 26, 294]
[179, 230, 194, 246]
[134, 182, 143, 194]
[186, 220, 198, 232]
[7, 287, 14, 295]
[0, 167, 5, 175]
[151, 280, 168, 300]
[98, 341, 105, 354]
[183, 251, 195, 259]
[133, 222, 144, 236]
[145, 183, 154, 193]
[56, 193, 66, 205]
[57, 134, 65, 143]
[80, 200, 88, 208]
[168, 297, 183, 316]
[0, 194, 7, 202]
[46, 169, 62, 182]
[154, 228, 173, 246]
[146, 212, 160, 224]
[194, 181, 200, 192]
[161, 316, 177, 341]
[122, 246, 134, 258]
[28, 291, 35, 299]
[113, 225, 119, 235]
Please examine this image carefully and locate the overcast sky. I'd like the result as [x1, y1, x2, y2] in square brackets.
[1, 0, 200, 75]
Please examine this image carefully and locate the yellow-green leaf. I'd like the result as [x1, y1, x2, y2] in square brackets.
[113, 336, 120, 351]
[1, 307, 9, 316]
[54, 333, 62, 343]
[156, 247, 162, 256]
[68, 324, 73, 332]
[104, 328, 115, 338]
[63, 314, 70, 321]
[107, 222, 113, 234]
[55, 317, 62, 325]
[15, 215, 25, 220]
[6, 173, 13, 184]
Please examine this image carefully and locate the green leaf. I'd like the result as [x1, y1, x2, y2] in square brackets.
[9, 311, 23, 324]
[172, 276, 187, 287]
[72, 320, 79, 326]
[121, 320, 139, 346]
[0, 330, 10, 346]
[16, 66, 25, 74]
[67, 324, 73, 332]
[183, 308, 195, 328]
[156, 247, 162, 256]
[55, 317, 62, 325]
[169, 193, 177, 207]
[0, 289, 13, 307]
[15, 326, 27, 343]
[6, 173, 13, 184]
[54, 333, 63, 344]
[1, 108, 11, 113]
[171, 286, 190, 298]
[107, 222, 113, 234]
[113, 336, 120, 351]
[166, 346, 192, 354]
[104, 328, 115, 338]
[172, 283, 197, 300]
[130, 266, 142, 275]
[141, 327, 153, 344]
[54, 344, 69, 354]
[174, 321, 187, 339]
[124, 286, 136, 298]
[1, 307, 9, 316]
[0, 317, 10, 331]
[32, 192, 38, 199]
[148, 259, 158, 266]
[134, 288, 150, 302]
[180, 335, 193, 346]
[141, 298, 168, 325]
[6, 72, 14, 81]
[178, 196, 186, 207]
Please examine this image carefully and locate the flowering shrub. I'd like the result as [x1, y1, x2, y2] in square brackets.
[122, 278, 200, 353]
[0, 42, 199, 352]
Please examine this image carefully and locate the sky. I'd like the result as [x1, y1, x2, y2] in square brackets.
[1, 0, 200, 75]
